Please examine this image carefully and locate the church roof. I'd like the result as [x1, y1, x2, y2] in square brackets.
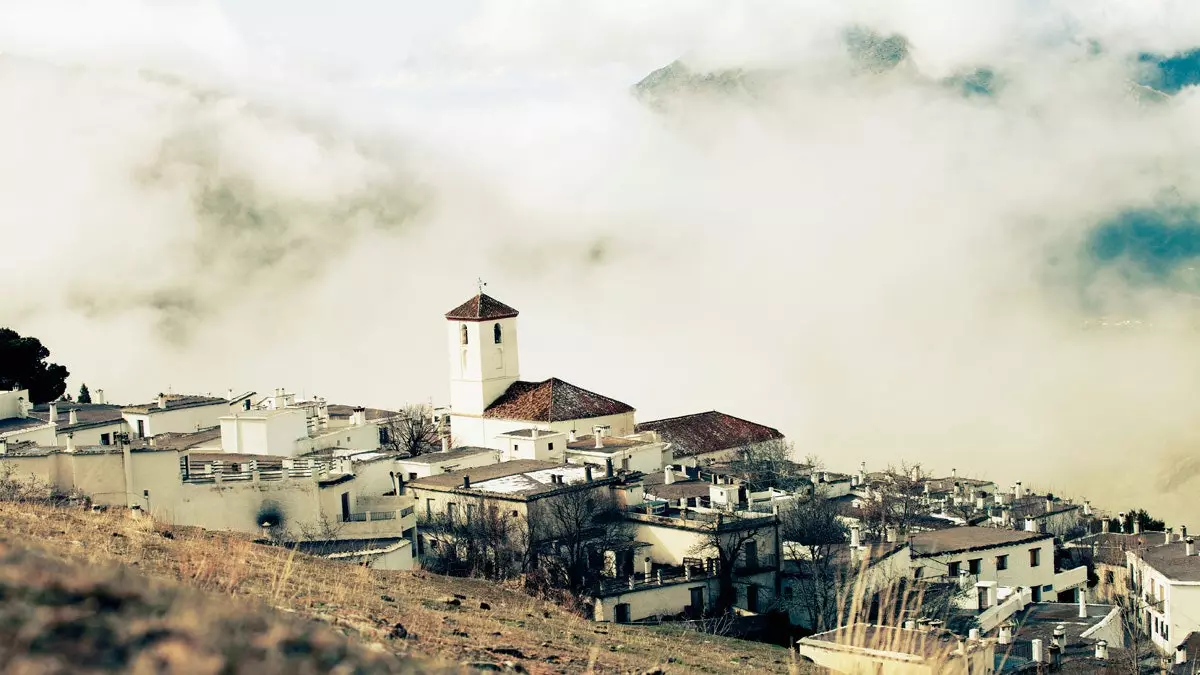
[635, 411, 783, 458]
[445, 293, 519, 321]
[484, 378, 634, 422]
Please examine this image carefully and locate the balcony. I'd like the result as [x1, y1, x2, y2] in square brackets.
[1053, 565, 1088, 592]
[335, 509, 415, 539]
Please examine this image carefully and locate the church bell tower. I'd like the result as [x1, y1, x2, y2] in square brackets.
[445, 289, 521, 416]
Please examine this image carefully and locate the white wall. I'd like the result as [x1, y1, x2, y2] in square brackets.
[2, 423, 56, 446]
[453, 412, 638, 454]
[57, 421, 128, 447]
[911, 538, 1056, 597]
[448, 316, 521, 416]
[0, 389, 30, 419]
[300, 422, 380, 454]
[125, 402, 227, 437]
[567, 442, 667, 474]
[395, 451, 500, 480]
[220, 410, 308, 457]
[630, 518, 778, 568]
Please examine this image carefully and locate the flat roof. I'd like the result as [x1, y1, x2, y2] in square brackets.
[399, 447, 495, 465]
[909, 527, 1052, 557]
[408, 460, 609, 498]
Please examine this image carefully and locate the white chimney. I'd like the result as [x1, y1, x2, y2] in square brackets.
[1052, 624, 1066, 650]
[531, 427, 539, 440]
[1166, 529, 1173, 546]
[1015, 481, 1023, 499]
[885, 526, 897, 543]
[1083, 500, 1092, 516]
[1025, 518, 1038, 532]
[48, 402, 58, 425]
[95, 389, 105, 405]
[952, 467, 957, 481]
[568, 429, 577, 442]
[850, 525, 861, 548]
[998, 623, 1013, 645]
[1118, 512, 1126, 533]
[1078, 588, 1088, 618]
[1032, 639, 1044, 663]
[1101, 519, 1110, 533]
[664, 467, 675, 485]
[594, 429, 604, 449]
[440, 436, 450, 453]
[157, 393, 167, 409]
[858, 461, 866, 484]
[968, 628, 980, 641]
[68, 409, 78, 425]
[1186, 538, 1196, 557]
[65, 433, 75, 453]
[903, 619, 915, 630]
[1134, 518, 1141, 535]
[1182, 525, 1189, 541]
[643, 556, 652, 583]
[1095, 640, 1108, 660]
[1177, 646, 1188, 665]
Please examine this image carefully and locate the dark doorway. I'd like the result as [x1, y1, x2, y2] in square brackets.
[615, 603, 631, 623]
[136, 419, 145, 438]
[978, 587, 988, 610]
[1032, 586, 1042, 602]
[689, 587, 705, 618]
[744, 540, 758, 570]
[746, 585, 759, 613]
[340, 492, 351, 522]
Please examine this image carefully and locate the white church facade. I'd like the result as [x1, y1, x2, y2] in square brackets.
[444, 293, 638, 452]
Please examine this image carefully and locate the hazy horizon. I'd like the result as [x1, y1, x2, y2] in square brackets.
[4, 1, 1200, 524]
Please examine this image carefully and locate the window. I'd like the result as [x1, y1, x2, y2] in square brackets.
[493, 323, 502, 344]
[460, 324, 468, 345]
[425, 499, 433, 517]
[548, 442, 554, 451]
[1104, 570, 1115, 584]
[408, 472, 417, 481]
[968, 558, 982, 575]
[100, 433, 110, 445]
[913, 567, 924, 579]
[379, 428, 390, 444]
[447, 503, 458, 521]
[430, 539, 439, 550]
[996, 555, 1008, 571]
[466, 504, 474, 522]
[948, 561, 961, 577]
[511, 510, 519, 518]
[1029, 548, 1041, 567]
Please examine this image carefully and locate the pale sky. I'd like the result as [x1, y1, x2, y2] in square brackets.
[3, 1, 1200, 523]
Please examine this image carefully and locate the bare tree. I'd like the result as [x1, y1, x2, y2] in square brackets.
[417, 495, 527, 581]
[779, 497, 848, 630]
[860, 462, 929, 540]
[688, 512, 776, 615]
[530, 488, 628, 593]
[727, 439, 804, 491]
[378, 404, 443, 457]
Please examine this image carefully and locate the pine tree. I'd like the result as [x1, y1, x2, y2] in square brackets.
[78, 383, 92, 404]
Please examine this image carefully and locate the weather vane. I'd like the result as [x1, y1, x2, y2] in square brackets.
[477, 277, 487, 295]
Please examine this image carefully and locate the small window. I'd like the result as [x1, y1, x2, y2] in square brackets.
[913, 567, 924, 579]
[447, 503, 458, 521]
[408, 472, 418, 481]
[1104, 570, 1115, 584]
[548, 442, 554, 451]
[460, 324, 468, 345]
[493, 323, 502, 344]
[430, 539, 439, 550]
[968, 558, 982, 575]
[466, 504, 474, 522]
[996, 555, 1008, 571]
[948, 561, 961, 577]
[1030, 548, 1041, 567]
[100, 433, 110, 445]
[511, 510, 518, 518]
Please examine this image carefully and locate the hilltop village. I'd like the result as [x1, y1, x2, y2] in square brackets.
[1, 291, 1196, 673]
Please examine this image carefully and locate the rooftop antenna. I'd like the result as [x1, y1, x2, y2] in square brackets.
[476, 277, 487, 296]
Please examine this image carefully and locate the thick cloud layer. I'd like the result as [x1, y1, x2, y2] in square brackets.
[4, 1, 1200, 524]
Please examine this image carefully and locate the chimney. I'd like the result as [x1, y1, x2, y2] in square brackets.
[1083, 499, 1092, 516]
[1101, 519, 1110, 533]
[1186, 538, 1195, 557]
[1078, 588, 1088, 618]
[998, 623, 1013, 645]
[584, 465, 593, 482]
[95, 389, 105, 405]
[1031, 639, 1044, 663]
[1182, 525, 1189, 541]
[1015, 481, 1023, 499]
[1177, 645, 1188, 665]
[643, 556, 652, 583]
[48, 402, 58, 425]
[1118, 512, 1126, 533]
[858, 461, 866, 484]
[903, 619, 915, 630]
[976, 495, 985, 510]
[605, 458, 614, 477]
[1095, 640, 1108, 660]
[463, 475, 471, 489]
[65, 433, 75, 453]
[885, 526, 897, 543]
[568, 429, 577, 442]
[441, 436, 450, 453]
[1048, 644, 1062, 670]
[1025, 518, 1038, 532]
[1045, 495, 1054, 512]
[594, 430, 604, 449]
[68, 409, 78, 425]
[952, 467, 957, 481]
[665, 467, 675, 485]
[157, 393, 167, 409]
[531, 427, 539, 440]
[850, 524, 861, 549]
[968, 628, 980, 641]
[1166, 529, 1173, 546]
[1134, 518, 1141, 535]
[1052, 624, 1066, 650]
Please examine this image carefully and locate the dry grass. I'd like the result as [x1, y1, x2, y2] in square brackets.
[0, 502, 806, 674]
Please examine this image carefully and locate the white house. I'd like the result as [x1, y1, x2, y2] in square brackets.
[1126, 538, 1200, 653]
[394, 446, 499, 481]
[0, 388, 127, 448]
[122, 394, 231, 438]
[443, 292, 638, 451]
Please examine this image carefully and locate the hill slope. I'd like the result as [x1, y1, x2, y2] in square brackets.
[0, 501, 803, 674]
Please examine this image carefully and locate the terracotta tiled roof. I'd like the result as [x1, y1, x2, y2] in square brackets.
[635, 411, 783, 458]
[484, 378, 634, 422]
[445, 293, 519, 321]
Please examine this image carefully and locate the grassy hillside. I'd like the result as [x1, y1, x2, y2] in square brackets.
[0, 501, 806, 674]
